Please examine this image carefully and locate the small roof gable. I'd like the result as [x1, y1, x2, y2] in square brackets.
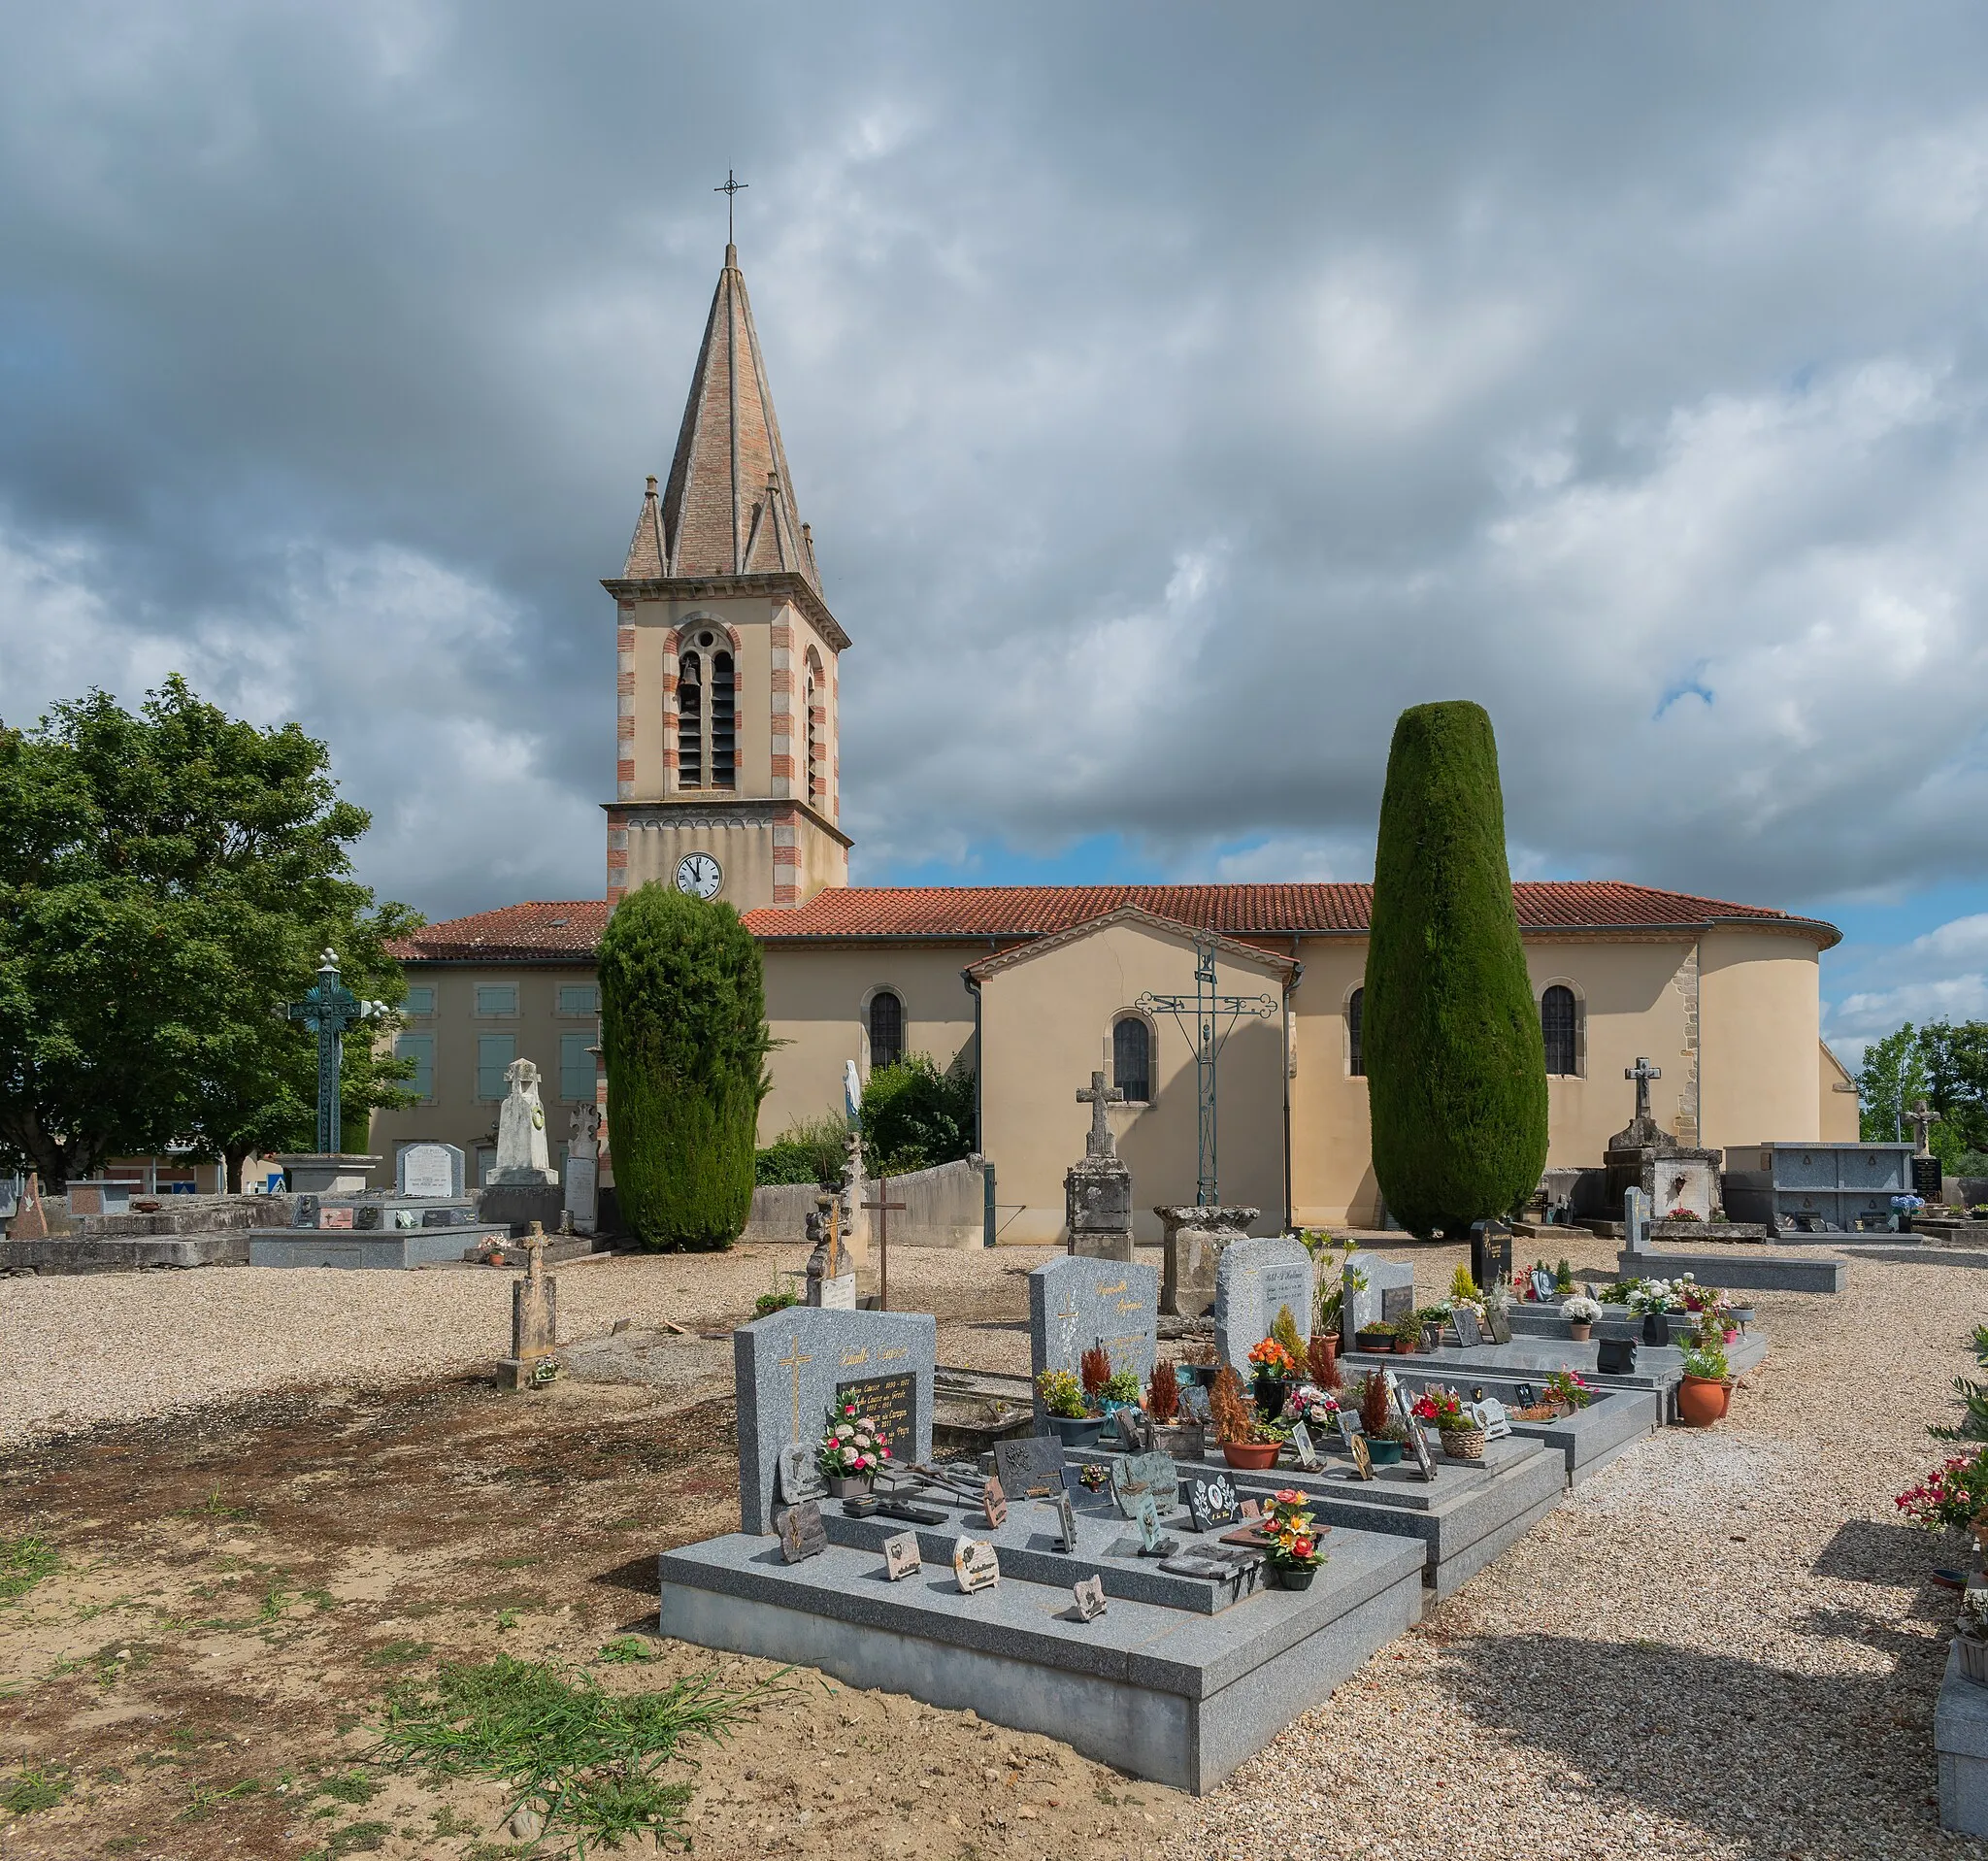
[960, 904, 1298, 981]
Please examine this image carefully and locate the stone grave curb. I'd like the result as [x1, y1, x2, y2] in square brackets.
[1382, 1369, 1663, 1485]
[656, 1528, 1424, 1794]
[1938, 1642, 1988, 1836]
[1617, 1247, 1846, 1294]
[247, 1228, 500, 1270]
[2, 1233, 250, 1275]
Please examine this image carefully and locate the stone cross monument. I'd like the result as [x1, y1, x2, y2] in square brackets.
[1907, 1098, 1942, 1159]
[1605, 1054, 1724, 1222]
[1065, 1070, 1134, 1262]
[493, 1058, 557, 1185]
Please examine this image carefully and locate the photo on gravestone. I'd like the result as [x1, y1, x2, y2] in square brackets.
[1531, 1267, 1556, 1300]
[954, 1540, 1001, 1594]
[1073, 1575, 1108, 1621]
[1514, 1381, 1537, 1409]
[883, 1533, 921, 1582]
[1453, 1307, 1484, 1349]
[1186, 1474, 1239, 1534]
[777, 1445, 827, 1508]
[1290, 1420, 1317, 1471]
[994, 1434, 1067, 1498]
[778, 1501, 828, 1564]
[982, 1475, 1008, 1529]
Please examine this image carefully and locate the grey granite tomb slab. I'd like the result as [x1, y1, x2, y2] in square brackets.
[1617, 1246, 1846, 1294]
[397, 1142, 466, 1198]
[656, 1524, 1424, 1793]
[1383, 1368, 1662, 1484]
[1342, 1251, 1416, 1346]
[1938, 1642, 1988, 1836]
[736, 1308, 937, 1536]
[2, 1233, 249, 1274]
[1212, 1236, 1313, 1378]
[1028, 1256, 1157, 1416]
[246, 1229, 481, 1269]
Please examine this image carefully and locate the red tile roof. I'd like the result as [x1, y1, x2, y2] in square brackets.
[392, 881, 1838, 963]
[388, 900, 610, 962]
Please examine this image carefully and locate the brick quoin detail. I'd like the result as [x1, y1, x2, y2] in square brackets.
[617, 671, 635, 694]
[616, 715, 635, 741]
[771, 622, 794, 649]
[606, 847, 629, 872]
[607, 884, 627, 908]
[617, 627, 635, 652]
[773, 882, 799, 905]
[770, 715, 793, 739]
[770, 667, 794, 695]
[770, 753, 796, 780]
[773, 845, 799, 868]
[616, 759, 635, 784]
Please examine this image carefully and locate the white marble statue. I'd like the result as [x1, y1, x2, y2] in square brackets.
[493, 1057, 556, 1184]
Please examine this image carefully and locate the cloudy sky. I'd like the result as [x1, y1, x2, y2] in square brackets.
[3, 2, 1986, 1062]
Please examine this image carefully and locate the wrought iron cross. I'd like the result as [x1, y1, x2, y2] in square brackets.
[715, 169, 748, 243]
[1138, 942, 1276, 1208]
[285, 948, 385, 1154]
[1626, 1055, 1662, 1122]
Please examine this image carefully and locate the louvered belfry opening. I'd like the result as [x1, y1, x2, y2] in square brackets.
[710, 650, 736, 788]
[678, 651, 705, 787]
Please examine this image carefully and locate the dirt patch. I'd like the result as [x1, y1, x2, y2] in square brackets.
[0, 1365, 1179, 1859]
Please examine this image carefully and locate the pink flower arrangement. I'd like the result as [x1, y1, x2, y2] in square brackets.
[816, 1400, 892, 1479]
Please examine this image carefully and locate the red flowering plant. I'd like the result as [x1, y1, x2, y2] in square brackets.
[1247, 1337, 1301, 1379]
[1411, 1387, 1469, 1431]
[1544, 1369, 1593, 1412]
[816, 1400, 891, 1479]
[1898, 1450, 1988, 1535]
[1262, 1489, 1326, 1570]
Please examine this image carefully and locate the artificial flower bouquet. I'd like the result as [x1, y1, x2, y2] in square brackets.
[817, 1401, 891, 1479]
[1561, 1294, 1604, 1324]
[1247, 1337, 1301, 1380]
[1262, 1489, 1326, 1569]
[1282, 1382, 1341, 1429]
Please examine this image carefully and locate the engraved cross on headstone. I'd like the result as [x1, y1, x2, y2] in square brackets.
[1626, 1055, 1662, 1123]
[778, 1333, 812, 1443]
[1076, 1071, 1125, 1159]
[1907, 1097, 1942, 1158]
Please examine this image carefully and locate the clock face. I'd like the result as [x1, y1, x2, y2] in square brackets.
[676, 852, 722, 900]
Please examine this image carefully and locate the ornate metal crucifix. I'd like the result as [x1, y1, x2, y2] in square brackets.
[285, 948, 385, 1154]
[714, 169, 748, 243]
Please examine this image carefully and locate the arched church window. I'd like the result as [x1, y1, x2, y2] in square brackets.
[1347, 986, 1365, 1078]
[710, 649, 736, 789]
[1541, 985, 1579, 1077]
[1112, 1015, 1152, 1104]
[869, 991, 904, 1071]
[678, 650, 704, 787]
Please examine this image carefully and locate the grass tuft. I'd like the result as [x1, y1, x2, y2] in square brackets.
[373, 1652, 782, 1855]
[594, 1636, 656, 1665]
[0, 1536, 59, 1605]
[1, 1766, 71, 1815]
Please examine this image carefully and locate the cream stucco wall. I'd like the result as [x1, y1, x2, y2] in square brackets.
[1819, 1040, 1862, 1142]
[975, 921, 1290, 1246]
[1699, 928, 1823, 1147]
[759, 944, 982, 1143]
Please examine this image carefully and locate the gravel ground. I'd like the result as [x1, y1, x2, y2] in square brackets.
[8, 1233, 1986, 1855]
[0, 1242, 1059, 1446]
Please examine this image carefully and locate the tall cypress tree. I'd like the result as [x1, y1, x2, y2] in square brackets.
[1365, 701, 1547, 1237]
[599, 883, 770, 1250]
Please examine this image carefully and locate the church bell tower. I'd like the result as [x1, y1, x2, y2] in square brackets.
[603, 241, 851, 914]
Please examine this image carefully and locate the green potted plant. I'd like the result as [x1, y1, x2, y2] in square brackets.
[1554, 1258, 1574, 1293]
[1676, 1341, 1731, 1427]
[1101, 1369, 1143, 1419]
[1357, 1371, 1403, 1465]
[1035, 1369, 1104, 1447]
[1389, 1312, 1424, 1356]
[1261, 1488, 1328, 1590]
[1543, 1368, 1593, 1413]
[1176, 1338, 1217, 1386]
[816, 1399, 891, 1499]
[1212, 1364, 1281, 1470]
[1306, 1332, 1343, 1391]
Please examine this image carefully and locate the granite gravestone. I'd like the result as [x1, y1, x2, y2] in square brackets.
[1028, 1256, 1158, 1414]
[564, 1104, 600, 1237]
[735, 1308, 937, 1535]
[397, 1142, 465, 1199]
[1342, 1251, 1416, 1346]
[1211, 1235, 1313, 1379]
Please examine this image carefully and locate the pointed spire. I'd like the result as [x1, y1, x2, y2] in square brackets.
[655, 245, 819, 590]
[622, 475, 666, 578]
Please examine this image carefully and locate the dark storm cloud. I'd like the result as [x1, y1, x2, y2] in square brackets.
[2, 1, 1986, 931]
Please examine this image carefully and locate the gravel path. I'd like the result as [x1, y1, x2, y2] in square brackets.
[0, 1242, 1058, 1446]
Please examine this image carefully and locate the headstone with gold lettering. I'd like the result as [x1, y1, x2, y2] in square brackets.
[1027, 1256, 1157, 1422]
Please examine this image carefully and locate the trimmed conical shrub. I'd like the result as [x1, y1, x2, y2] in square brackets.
[599, 883, 771, 1250]
[1365, 701, 1548, 1238]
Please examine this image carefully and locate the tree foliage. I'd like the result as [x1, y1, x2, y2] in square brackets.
[1856, 1020, 1988, 1158]
[1364, 700, 1548, 1238]
[0, 678, 415, 1188]
[599, 884, 770, 1250]
[859, 1052, 976, 1177]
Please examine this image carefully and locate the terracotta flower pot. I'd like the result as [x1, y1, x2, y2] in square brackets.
[1391, 1336, 1416, 1355]
[1311, 1335, 1339, 1373]
[1568, 1322, 1592, 1343]
[1220, 1440, 1280, 1471]
[1675, 1374, 1729, 1428]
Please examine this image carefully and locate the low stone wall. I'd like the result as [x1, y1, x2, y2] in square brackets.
[742, 1156, 986, 1249]
[81, 1195, 293, 1237]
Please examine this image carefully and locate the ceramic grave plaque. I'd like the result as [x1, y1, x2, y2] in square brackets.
[1072, 1576, 1108, 1621]
[1388, 1375, 1437, 1481]
[954, 1540, 1000, 1594]
[883, 1533, 921, 1581]
[1132, 1491, 1176, 1555]
[1531, 1267, 1557, 1300]
[1469, 1399, 1513, 1442]
[1185, 1473, 1240, 1534]
[320, 1207, 354, 1230]
[778, 1501, 827, 1564]
[1290, 1420, 1318, 1471]
[982, 1475, 1008, 1529]
[291, 1194, 321, 1229]
[777, 1445, 827, 1507]
[1110, 1450, 1177, 1518]
[1211, 1235, 1313, 1379]
[1348, 1435, 1375, 1479]
[1045, 1491, 1078, 1552]
[1027, 1257, 1157, 1412]
[994, 1434, 1067, 1497]
[1484, 1303, 1513, 1345]
[735, 1309, 937, 1536]
[1452, 1307, 1484, 1349]
[1514, 1380, 1538, 1409]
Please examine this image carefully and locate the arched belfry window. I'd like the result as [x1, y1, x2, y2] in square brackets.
[868, 990, 904, 1071]
[1541, 985, 1579, 1077]
[805, 652, 823, 809]
[1347, 986, 1365, 1078]
[676, 629, 736, 791]
[1112, 1015, 1152, 1104]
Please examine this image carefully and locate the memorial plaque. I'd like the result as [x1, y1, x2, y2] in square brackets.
[1348, 1435, 1375, 1480]
[1469, 1398, 1512, 1442]
[1159, 1544, 1263, 1588]
[994, 1433, 1067, 1497]
[1452, 1308, 1484, 1349]
[882, 1533, 921, 1581]
[398, 1141, 464, 1198]
[1072, 1575, 1108, 1621]
[777, 1501, 827, 1564]
[777, 1445, 827, 1507]
[1380, 1283, 1414, 1324]
[1514, 1381, 1537, 1409]
[1484, 1304, 1512, 1345]
[1131, 1492, 1176, 1556]
[1111, 1450, 1177, 1518]
[876, 1496, 946, 1526]
[1239, 1497, 1262, 1522]
[392, 1208, 420, 1230]
[1178, 1381, 1213, 1425]
[1045, 1491, 1078, 1552]
[1531, 1268, 1557, 1300]
[981, 1475, 1008, 1529]
[835, 1371, 916, 1459]
[292, 1195, 320, 1229]
[1185, 1473, 1240, 1534]
[1334, 1409, 1359, 1450]
[353, 1203, 381, 1230]
[320, 1206, 354, 1231]
[954, 1539, 1000, 1594]
[1392, 1379, 1437, 1481]
[1290, 1420, 1318, 1471]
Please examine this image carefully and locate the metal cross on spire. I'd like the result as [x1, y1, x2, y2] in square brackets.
[285, 948, 387, 1154]
[715, 169, 748, 243]
[1138, 941, 1276, 1208]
